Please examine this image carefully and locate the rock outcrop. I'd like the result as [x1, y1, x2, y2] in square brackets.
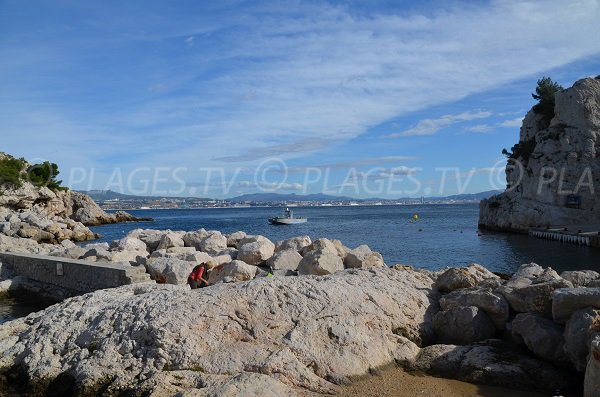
[479, 77, 600, 231]
[0, 268, 438, 396]
[0, 152, 147, 243]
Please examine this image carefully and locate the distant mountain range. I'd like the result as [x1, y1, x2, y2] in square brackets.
[79, 189, 501, 202]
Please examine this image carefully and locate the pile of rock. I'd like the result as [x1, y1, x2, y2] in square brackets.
[0, 207, 97, 244]
[432, 262, 600, 394]
[44, 228, 386, 286]
[0, 154, 147, 243]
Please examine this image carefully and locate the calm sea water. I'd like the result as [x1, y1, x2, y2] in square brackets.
[3, 204, 599, 324]
[91, 204, 600, 274]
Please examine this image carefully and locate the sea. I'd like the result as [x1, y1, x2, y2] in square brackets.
[2, 203, 600, 324]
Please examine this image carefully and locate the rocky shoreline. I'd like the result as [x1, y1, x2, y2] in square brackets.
[0, 152, 150, 245]
[0, 225, 599, 396]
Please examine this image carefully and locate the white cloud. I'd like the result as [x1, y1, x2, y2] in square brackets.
[465, 124, 493, 133]
[1, 0, 599, 189]
[387, 111, 492, 137]
[498, 117, 524, 127]
[238, 181, 303, 191]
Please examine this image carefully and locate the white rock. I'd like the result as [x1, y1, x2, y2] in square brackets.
[208, 260, 258, 284]
[114, 236, 148, 253]
[344, 245, 385, 268]
[553, 287, 600, 324]
[0, 267, 435, 395]
[563, 308, 600, 372]
[199, 232, 228, 255]
[226, 231, 247, 248]
[266, 249, 302, 271]
[156, 232, 185, 250]
[275, 236, 311, 253]
[237, 239, 275, 266]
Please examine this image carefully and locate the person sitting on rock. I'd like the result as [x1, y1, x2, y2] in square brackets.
[188, 263, 209, 289]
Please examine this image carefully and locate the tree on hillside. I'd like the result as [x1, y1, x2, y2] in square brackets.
[532, 77, 563, 120]
[0, 157, 26, 187]
[26, 161, 64, 190]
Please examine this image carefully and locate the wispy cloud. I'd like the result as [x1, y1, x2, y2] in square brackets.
[1, 0, 599, 194]
[498, 117, 524, 127]
[465, 124, 493, 134]
[238, 181, 303, 191]
[462, 116, 525, 134]
[386, 111, 492, 137]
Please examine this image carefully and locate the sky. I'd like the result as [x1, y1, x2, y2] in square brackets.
[1, 0, 600, 199]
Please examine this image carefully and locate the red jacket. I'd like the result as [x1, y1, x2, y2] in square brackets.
[189, 266, 205, 281]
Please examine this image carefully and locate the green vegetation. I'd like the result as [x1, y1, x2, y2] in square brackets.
[26, 161, 65, 190]
[0, 156, 26, 187]
[502, 137, 536, 162]
[531, 77, 563, 121]
[0, 154, 67, 190]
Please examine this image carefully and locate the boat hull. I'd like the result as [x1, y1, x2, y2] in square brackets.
[269, 217, 307, 225]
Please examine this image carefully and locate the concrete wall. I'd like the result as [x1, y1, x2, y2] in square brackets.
[0, 252, 150, 297]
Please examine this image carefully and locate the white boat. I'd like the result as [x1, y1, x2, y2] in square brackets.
[268, 207, 307, 225]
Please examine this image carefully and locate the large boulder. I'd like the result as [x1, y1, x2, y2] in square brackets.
[435, 263, 498, 293]
[275, 236, 312, 253]
[266, 249, 303, 271]
[439, 288, 509, 330]
[411, 340, 575, 392]
[511, 313, 569, 366]
[127, 229, 165, 252]
[561, 270, 600, 288]
[432, 306, 495, 345]
[182, 229, 209, 250]
[110, 250, 148, 265]
[207, 260, 258, 284]
[553, 288, 600, 324]
[585, 339, 600, 397]
[237, 237, 275, 266]
[156, 232, 185, 251]
[199, 232, 228, 255]
[226, 231, 247, 248]
[297, 249, 344, 276]
[563, 308, 600, 372]
[343, 245, 385, 269]
[145, 257, 193, 285]
[498, 267, 572, 317]
[113, 236, 148, 253]
[0, 268, 436, 395]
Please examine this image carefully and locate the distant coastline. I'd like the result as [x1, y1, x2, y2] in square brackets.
[91, 189, 500, 211]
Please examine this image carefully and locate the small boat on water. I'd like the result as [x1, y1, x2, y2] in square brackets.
[268, 207, 307, 225]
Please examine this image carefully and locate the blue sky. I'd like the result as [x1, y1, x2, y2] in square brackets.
[1, 0, 600, 198]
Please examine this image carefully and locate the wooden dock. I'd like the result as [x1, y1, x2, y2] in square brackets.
[529, 225, 600, 247]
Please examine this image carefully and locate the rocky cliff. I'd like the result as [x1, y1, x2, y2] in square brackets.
[479, 77, 600, 232]
[0, 152, 145, 242]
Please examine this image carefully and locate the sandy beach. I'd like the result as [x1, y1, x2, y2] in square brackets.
[339, 366, 552, 397]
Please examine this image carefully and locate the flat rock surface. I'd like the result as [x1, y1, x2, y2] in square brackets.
[0, 268, 437, 396]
